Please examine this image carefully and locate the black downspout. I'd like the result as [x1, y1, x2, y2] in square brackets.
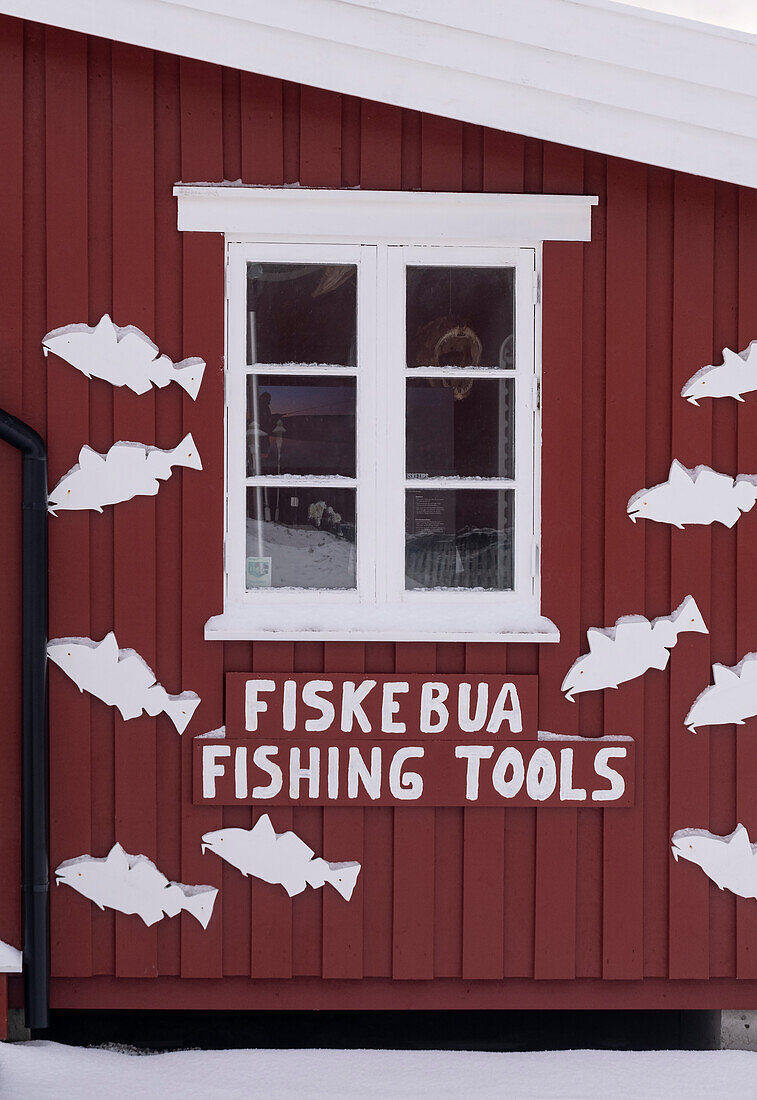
[0, 407, 49, 1031]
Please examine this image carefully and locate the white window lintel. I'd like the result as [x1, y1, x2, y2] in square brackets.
[174, 185, 597, 246]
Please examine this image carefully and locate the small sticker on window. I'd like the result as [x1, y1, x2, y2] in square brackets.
[247, 556, 272, 587]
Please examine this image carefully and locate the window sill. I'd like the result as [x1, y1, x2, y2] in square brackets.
[204, 601, 559, 643]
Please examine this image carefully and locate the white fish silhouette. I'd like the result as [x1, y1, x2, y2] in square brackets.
[55, 843, 217, 928]
[672, 824, 757, 900]
[561, 595, 708, 701]
[42, 314, 205, 400]
[48, 434, 202, 514]
[627, 460, 757, 529]
[681, 342, 757, 405]
[685, 652, 757, 732]
[47, 632, 200, 734]
[201, 815, 361, 900]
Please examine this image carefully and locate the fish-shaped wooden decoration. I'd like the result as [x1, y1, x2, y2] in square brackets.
[627, 460, 757, 529]
[201, 814, 361, 900]
[48, 434, 202, 514]
[55, 843, 217, 928]
[561, 595, 708, 701]
[42, 314, 205, 399]
[672, 824, 757, 900]
[685, 652, 757, 732]
[47, 632, 200, 734]
[681, 342, 757, 405]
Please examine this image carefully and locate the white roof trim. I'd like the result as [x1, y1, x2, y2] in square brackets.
[174, 186, 598, 244]
[5, 0, 757, 186]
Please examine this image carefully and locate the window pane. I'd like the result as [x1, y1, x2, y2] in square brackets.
[246, 375, 356, 478]
[247, 262, 357, 367]
[246, 486, 356, 590]
[406, 377, 515, 479]
[405, 489, 514, 590]
[406, 267, 514, 370]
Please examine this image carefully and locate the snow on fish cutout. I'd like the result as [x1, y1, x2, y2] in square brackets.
[681, 341, 757, 405]
[685, 652, 757, 732]
[201, 814, 361, 901]
[0, 939, 22, 973]
[561, 595, 707, 701]
[47, 632, 200, 734]
[42, 314, 205, 400]
[48, 434, 202, 514]
[672, 824, 757, 900]
[627, 460, 757, 529]
[55, 843, 217, 928]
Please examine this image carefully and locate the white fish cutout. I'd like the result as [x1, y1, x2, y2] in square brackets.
[685, 652, 757, 732]
[672, 824, 757, 900]
[48, 434, 202, 514]
[42, 314, 205, 400]
[561, 595, 707, 701]
[681, 342, 757, 405]
[201, 814, 361, 901]
[55, 843, 217, 928]
[627, 460, 757, 529]
[47, 632, 200, 734]
[0, 939, 22, 973]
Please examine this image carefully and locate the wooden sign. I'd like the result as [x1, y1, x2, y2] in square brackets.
[193, 674, 635, 808]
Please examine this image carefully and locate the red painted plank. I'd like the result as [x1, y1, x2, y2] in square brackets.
[667, 173, 714, 980]
[299, 86, 341, 188]
[642, 167, 674, 978]
[360, 101, 402, 189]
[153, 50, 183, 978]
[482, 129, 525, 193]
[421, 115, 463, 192]
[85, 33, 116, 978]
[461, 644, 505, 979]
[392, 643, 435, 979]
[241, 72, 283, 184]
[533, 144, 584, 980]
[321, 643, 365, 979]
[0, 16, 24, 962]
[250, 643, 294, 978]
[708, 180, 739, 979]
[179, 57, 225, 978]
[736, 186, 757, 978]
[46, 26, 93, 979]
[111, 40, 159, 980]
[602, 158, 647, 979]
[291, 641, 324, 977]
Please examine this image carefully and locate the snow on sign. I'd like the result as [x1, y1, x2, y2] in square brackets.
[193, 674, 636, 807]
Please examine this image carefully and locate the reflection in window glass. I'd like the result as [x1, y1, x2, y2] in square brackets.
[405, 489, 514, 591]
[406, 377, 514, 479]
[247, 263, 357, 367]
[247, 375, 356, 478]
[406, 267, 514, 370]
[246, 487, 356, 590]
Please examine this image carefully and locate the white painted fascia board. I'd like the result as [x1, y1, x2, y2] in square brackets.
[174, 187, 597, 243]
[6, 0, 757, 186]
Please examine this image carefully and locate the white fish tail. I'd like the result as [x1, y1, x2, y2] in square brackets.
[162, 692, 201, 734]
[173, 357, 206, 401]
[169, 432, 203, 471]
[324, 861, 361, 901]
[180, 886, 218, 929]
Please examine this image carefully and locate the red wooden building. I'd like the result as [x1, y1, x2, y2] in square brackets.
[1, 0, 757, 1034]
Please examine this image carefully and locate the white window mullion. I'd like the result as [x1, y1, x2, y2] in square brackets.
[384, 245, 408, 604]
[357, 244, 378, 603]
[513, 247, 538, 598]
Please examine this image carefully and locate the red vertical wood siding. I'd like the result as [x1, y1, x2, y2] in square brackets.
[0, 15, 754, 1005]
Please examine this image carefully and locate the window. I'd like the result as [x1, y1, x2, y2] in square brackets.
[175, 187, 597, 640]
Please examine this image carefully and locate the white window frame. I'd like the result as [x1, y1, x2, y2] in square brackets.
[174, 186, 597, 642]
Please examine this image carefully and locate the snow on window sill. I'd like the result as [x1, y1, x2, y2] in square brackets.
[204, 600, 559, 643]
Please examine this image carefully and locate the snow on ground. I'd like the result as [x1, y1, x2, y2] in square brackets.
[0, 1044, 755, 1100]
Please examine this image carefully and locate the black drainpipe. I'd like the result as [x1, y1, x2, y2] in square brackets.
[0, 407, 49, 1030]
